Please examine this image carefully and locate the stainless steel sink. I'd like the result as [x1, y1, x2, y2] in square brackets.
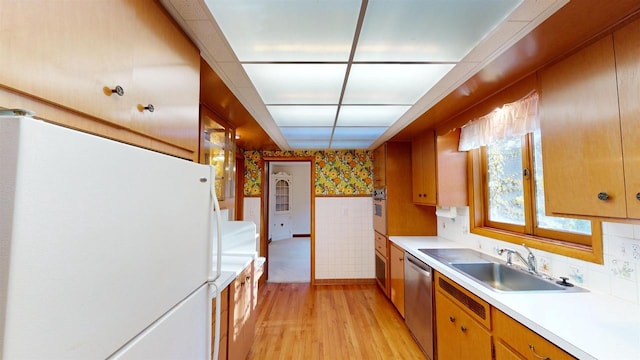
[420, 248, 586, 293]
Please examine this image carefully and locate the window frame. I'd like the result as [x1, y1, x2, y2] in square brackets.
[468, 134, 603, 264]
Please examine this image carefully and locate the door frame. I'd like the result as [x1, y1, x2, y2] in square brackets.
[261, 156, 315, 284]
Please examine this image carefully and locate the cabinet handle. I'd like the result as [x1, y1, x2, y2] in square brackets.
[110, 85, 124, 96]
[460, 326, 467, 332]
[449, 316, 455, 322]
[528, 344, 551, 360]
[636, 192, 640, 201]
[597, 192, 609, 201]
[142, 104, 155, 113]
[246, 275, 251, 281]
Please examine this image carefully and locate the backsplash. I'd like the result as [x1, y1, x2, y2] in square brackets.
[438, 207, 640, 304]
[243, 150, 373, 196]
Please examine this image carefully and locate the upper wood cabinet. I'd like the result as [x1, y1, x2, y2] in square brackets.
[412, 128, 467, 206]
[412, 130, 437, 205]
[540, 18, 640, 219]
[373, 145, 386, 188]
[0, 0, 200, 158]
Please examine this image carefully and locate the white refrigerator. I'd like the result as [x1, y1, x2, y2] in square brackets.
[1, 115, 223, 359]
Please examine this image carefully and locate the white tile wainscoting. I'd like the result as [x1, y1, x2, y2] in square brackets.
[244, 196, 375, 281]
[437, 207, 640, 305]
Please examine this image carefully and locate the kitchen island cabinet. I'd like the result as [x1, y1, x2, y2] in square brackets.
[540, 16, 640, 220]
[0, 0, 200, 160]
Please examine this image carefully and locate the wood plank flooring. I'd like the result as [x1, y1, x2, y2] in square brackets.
[247, 283, 427, 360]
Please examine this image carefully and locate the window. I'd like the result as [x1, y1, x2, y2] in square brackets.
[470, 129, 602, 262]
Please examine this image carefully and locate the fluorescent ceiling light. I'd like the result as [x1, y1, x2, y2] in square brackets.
[343, 64, 455, 104]
[268, 105, 338, 127]
[337, 105, 410, 126]
[330, 140, 375, 149]
[288, 140, 331, 149]
[243, 64, 347, 104]
[205, 0, 361, 61]
[332, 126, 387, 140]
[280, 127, 333, 140]
[355, 0, 522, 61]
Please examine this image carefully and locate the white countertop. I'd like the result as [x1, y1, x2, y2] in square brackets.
[210, 253, 263, 298]
[391, 236, 640, 360]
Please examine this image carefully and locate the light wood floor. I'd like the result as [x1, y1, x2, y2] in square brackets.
[247, 283, 427, 360]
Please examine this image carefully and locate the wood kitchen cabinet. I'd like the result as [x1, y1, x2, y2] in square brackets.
[412, 128, 467, 207]
[212, 286, 230, 360]
[373, 145, 386, 188]
[492, 308, 575, 360]
[412, 130, 437, 205]
[374, 142, 438, 235]
[539, 17, 640, 220]
[435, 273, 492, 360]
[228, 262, 256, 360]
[389, 243, 405, 317]
[0, 0, 200, 160]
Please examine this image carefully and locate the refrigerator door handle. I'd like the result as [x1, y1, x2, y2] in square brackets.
[209, 165, 223, 283]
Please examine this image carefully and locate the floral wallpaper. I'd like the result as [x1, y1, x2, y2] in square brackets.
[244, 150, 374, 196]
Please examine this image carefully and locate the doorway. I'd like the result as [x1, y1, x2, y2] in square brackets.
[263, 159, 314, 283]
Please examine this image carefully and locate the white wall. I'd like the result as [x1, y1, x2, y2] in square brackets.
[438, 207, 640, 304]
[272, 164, 311, 235]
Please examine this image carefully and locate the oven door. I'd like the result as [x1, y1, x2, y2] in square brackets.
[373, 198, 387, 235]
[375, 248, 388, 296]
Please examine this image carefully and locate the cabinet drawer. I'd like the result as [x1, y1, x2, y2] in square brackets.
[493, 308, 576, 360]
[375, 232, 388, 257]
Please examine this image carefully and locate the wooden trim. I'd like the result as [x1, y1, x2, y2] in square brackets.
[314, 278, 376, 286]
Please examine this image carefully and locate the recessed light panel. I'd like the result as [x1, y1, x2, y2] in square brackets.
[244, 64, 347, 104]
[330, 140, 375, 149]
[280, 127, 333, 140]
[205, 0, 361, 61]
[337, 105, 410, 126]
[268, 106, 338, 127]
[356, 0, 522, 62]
[288, 140, 331, 149]
[343, 64, 455, 104]
[332, 126, 387, 140]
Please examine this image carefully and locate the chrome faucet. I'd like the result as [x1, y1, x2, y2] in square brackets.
[498, 244, 537, 274]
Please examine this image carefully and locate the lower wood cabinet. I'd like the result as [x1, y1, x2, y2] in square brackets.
[389, 242, 405, 317]
[492, 308, 575, 360]
[228, 262, 256, 360]
[212, 260, 262, 360]
[435, 273, 492, 360]
[434, 272, 575, 360]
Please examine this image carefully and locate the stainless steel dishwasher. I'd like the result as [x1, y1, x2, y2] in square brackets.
[404, 252, 434, 360]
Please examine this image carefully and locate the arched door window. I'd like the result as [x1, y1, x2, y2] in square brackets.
[273, 172, 291, 214]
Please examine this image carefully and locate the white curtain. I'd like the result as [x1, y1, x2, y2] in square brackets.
[458, 91, 539, 151]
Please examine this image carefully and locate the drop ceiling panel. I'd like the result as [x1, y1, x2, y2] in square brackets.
[288, 140, 331, 149]
[330, 140, 375, 149]
[332, 126, 387, 140]
[280, 126, 333, 140]
[205, 0, 362, 62]
[355, 0, 523, 62]
[243, 64, 347, 104]
[343, 64, 455, 104]
[337, 106, 410, 126]
[268, 105, 338, 127]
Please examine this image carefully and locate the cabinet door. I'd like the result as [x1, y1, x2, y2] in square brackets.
[435, 291, 493, 360]
[540, 35, 626, 218]
[493, 308, 576, 360]
[494, 340, 525, 360]
[130, 1, 200, 152]
[412, 130, 436, 205]
[615, 17, 640, 219]
[373, 144, 386, 188]
[228, 267, 253, 360]
[389, 243, 405, 317]
[0, 0, 134, 126]
[436, 128, 468, 206]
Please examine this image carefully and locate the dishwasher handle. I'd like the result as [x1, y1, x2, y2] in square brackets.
[405, 252, 432, 276]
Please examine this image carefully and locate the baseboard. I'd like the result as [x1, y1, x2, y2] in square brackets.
[293, 234, 311, 238]
[313, 278, 376, 286]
